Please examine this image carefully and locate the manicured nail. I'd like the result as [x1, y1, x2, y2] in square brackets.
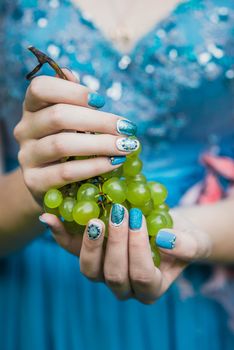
[39, 215, 49, 229]
[156, 230, 176, 249]
[87, 221, 102, 240]
[111, 204, 125, 226]
[116, 138, 140, 152]
[129, 208, 142, 230]
[88, 92, 105, 108]
[117, 119, 137, 136]
[110, 156, 127, 165]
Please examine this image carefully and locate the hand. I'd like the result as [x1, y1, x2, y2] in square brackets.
[39, 206, 212, 304]
[14, 69, 138, 205]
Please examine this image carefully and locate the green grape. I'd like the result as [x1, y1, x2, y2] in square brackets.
[73, 200, 100, 225]
[126, 183, 151, 206]
[147, 181, 168, 205]
[154, 203, 170, 211]
[77, 183, 99, 202]
[122, 201, 131, 210]
[128, 142, 142, 158]
[102, 177, 119, 192]
[123, 157, 143, 177]
[103, 178, 127, 203]
[44, 188, 63, 209]
[100, 212, 109, 238]
[44, 204, 60, 216]
[150, 236, 161, 267]
[146, 212, 168, 236]
[151, 209, 173, 228]
[125, 173, 147, 184]
[59, 197, 76, 222]
[64, 221, 84, 235]
[75, 156, 91, 160]
[138, 199, 154, 216]
[101, 167, 123, 179]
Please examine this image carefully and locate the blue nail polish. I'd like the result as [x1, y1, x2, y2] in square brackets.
[156, 230, 176, 249]
[39, 216, 49, 229]
[117, 119, 137, 136]
[129, 208, 142, 230]
[110, 156, 127, 165]
[88, 92, 105, 108]
[87, 222, 102, 240]
[111, 204, 124, 226]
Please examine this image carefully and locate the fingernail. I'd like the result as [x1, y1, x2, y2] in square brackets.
[111, 204, 125, 226]
[116, 138, 140, 152]
[110, 156, 127, 165]
[156, 230, 176, 249]
[129, 208, 142, 230]
[39, 215, 50, 229]
[87, 221, 102, 240]
[62, 67, 79, 82]
[117, 119, 137, 136]
[88, 92, 105, 108]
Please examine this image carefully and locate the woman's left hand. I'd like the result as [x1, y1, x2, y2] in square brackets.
[40, 206, 212, 304]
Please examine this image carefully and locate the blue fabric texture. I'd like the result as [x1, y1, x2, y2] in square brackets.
[0, 0, 234, 349]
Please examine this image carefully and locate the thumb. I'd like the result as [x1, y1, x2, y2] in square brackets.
[154, 227, 211, 262]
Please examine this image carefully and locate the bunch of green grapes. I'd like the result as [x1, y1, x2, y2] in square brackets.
[44, 144, 173, 267]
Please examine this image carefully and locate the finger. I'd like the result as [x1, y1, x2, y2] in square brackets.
[27, 133, 139, 165]
[128, 209, 162, 304]
[39, 213, 83, 255]
[56, 68, 80, 83]
[154, 227, 210, 261]
[80, 219, 105, 282]
[24, 157, 125, 194]
[22, 104, 136, 140]
[104, 204, 132, 300]
[24, 75, 105, 112]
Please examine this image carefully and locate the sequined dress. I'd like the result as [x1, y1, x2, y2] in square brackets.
[0, 0, 234, 349]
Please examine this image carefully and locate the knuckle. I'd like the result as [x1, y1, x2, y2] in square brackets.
[17, 148, 26, 165]
[23, 169, 37, 190]
[104, 271, 126, 287]
[130, 269, 154, 287]
[50, 104, 65, 129]
[13, 123, 23, 141]
[59, 163, 74, 183]
[186, 239, 198, 260]
[51, 134, 66, 156]
[28, 76, 45, 98]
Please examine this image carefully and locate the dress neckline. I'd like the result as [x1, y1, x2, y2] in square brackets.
[68, 0, 192, 57]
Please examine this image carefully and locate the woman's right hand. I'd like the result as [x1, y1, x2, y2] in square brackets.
[14, 69, 138, 206]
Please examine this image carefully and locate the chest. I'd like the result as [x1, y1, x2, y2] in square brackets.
[2, 0, 234, 145]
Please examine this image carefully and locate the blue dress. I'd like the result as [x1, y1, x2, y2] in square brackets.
[0, 0, 234, 349]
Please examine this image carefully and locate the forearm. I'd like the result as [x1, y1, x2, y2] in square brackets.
[175, 198, 234, 263]
[0, 168, 44, 256]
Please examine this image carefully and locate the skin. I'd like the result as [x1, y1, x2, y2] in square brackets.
[0, 1, 234, 303]
[73, 0, 181, 53]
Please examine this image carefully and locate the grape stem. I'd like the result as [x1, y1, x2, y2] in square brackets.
[26, 46, 68, 80]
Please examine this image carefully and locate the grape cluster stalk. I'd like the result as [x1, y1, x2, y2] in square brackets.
[27, 47, 173, 267]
